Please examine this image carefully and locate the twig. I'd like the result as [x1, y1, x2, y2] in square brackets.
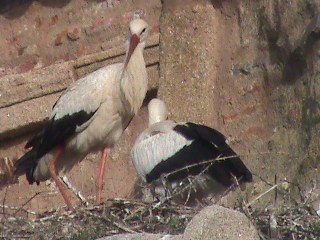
[37, 212, 59, 222]
[13, 192, 44, 216]
[111, 198, 149, 207]
[234, 175, 269, 240]
[252, 173, 274, 187]
[164, 154, 236, 178]
[61, 175, 88, 206]
[0, 204, 37, 215]
[302, 179, 316, 205]
[1, 186, 8, 219]
[153, 161, 218, 209]
[183, 179, 192, 206]
[87, 210, 137, 234]
[246, 184, 278, 208]
[109, 213, 138, 234]
[3, 235, 30, 239]
[269, 213, 279, 239]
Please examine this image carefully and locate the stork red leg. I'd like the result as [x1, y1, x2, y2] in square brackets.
[48, 147, 73, 210]
[96, 148, 108, 204]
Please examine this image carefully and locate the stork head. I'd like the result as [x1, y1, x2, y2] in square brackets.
[148, 98, 168, 126]
[125, 19, 149, 68]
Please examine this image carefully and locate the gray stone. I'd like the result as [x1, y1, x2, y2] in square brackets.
[183, 205, 260, 240]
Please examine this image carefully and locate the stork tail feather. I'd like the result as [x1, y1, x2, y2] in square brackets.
[14, 150, 39, 185]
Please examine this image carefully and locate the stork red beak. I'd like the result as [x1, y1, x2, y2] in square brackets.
[125, 34, 140, 68]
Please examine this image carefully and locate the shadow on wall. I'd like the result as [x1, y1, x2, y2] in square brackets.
[257, 2, 320, 148]
[0, 0, 73, 19]
[0, 0, 72, 19]
[0, 0, 115, 19]
[210, 0, 223, 9]
[258, 0, 320, 84]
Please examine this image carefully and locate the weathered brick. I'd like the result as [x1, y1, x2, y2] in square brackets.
[67, 27, 81, 41]
[0, 62, 74, 108]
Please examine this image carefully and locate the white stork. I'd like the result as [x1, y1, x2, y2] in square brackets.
[15, 18, 150, 210]
[131, 98, 252, 199]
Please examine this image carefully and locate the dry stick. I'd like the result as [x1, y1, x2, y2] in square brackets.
[232, 174, 249, 213]
[109, 214, 138, 234]
[269, 175, 279, 239]
[213, 175, 246, 204]
[38, 211, 59, 222]
[302, 179, 316, 205]
[13, 192, 44, 216]
[183, 179, 192, 206]
[1, 186, 8, 219]
[112, 198, 149, 207]
[87, 210, 137, 234]
[61, 175, 88, 206]
[164, 154, 237, 179]
[246, 184, 279, 208]
[252, 173, 274, 187]
[114, 198, 193, 222]
[169, 154, 244, 205]
[0, 204, 37, 216]
[254, 173, 303, 208]
[111, 197, 157, 224]
[153, 160, 220, 209]
[140, 154, 250, 216]
[232, 174, 269, 240]
[123, 206, 147, 222]
[165, 154, 246, 200]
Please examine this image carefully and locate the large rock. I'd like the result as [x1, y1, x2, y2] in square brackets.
[183, 205, 260, 240]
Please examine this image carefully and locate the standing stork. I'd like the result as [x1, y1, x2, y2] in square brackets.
[131, 99, 252, 200]
[15, 18, 150, 210]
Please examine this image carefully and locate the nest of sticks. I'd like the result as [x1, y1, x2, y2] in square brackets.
[1, 158, 320, 239]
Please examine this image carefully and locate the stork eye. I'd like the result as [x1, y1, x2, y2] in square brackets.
[141, 27, 147, 35]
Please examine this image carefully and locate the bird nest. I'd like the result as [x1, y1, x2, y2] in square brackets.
[1, 195, 320, 240]
[1, 174, 320, 239]
[0, 198, 199, 239]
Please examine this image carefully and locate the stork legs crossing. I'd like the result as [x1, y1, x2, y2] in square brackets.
[47, 147, 108, 209]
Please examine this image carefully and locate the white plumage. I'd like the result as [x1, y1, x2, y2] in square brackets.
[132, 121, 193, 181]
[131, 98, 252, 198]
[15, 18, 150, 210]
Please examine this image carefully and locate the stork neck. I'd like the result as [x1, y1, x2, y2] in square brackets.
[148, 115, 163, 126]
[120, 44, 148, 114]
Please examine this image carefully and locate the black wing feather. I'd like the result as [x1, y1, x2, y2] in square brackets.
[15, 109, 97, 184]
[171, 122, 253, 185]
[36, 110, 97, 158]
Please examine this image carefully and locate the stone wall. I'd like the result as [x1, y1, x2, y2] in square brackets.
[159, 0, 320, 207]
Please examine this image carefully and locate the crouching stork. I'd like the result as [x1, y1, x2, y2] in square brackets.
[14, 18, 150, 210]
[131, 98, 252, 201]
